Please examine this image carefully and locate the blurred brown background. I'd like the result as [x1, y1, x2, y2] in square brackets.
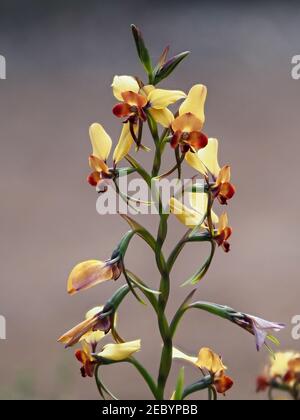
[0, 0, 300, 400]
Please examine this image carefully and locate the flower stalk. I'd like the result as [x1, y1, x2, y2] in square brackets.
[58, 24, 285, 400]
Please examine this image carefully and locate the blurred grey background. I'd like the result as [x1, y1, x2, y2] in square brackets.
[0, 0, 300, 400]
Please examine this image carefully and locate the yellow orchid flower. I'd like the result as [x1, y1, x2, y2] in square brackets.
[67, 258, 122, 295]
[170, 84, 208, 152]
[74, 324, 108, 378]
[112, 75, 186, 128]
[87, 123, 136, 188]
[169, 193, 219, 229]
[57, 305, 112, 348]
[97, 339, 141, 361]
[257, 351, 300, 394]
[173, 347, 233, 395]
[214, 213, 232, 253]
[75, 343, 96, 378]
[185, 138, 235, 204]
[170, 194, 232, 252]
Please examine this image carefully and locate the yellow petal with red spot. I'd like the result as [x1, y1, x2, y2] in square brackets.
[149, 108, 174, 128]
[217, 165, 231, 185]
[67, 260, 114, 295]
[195, 347, 227, 374]
[197, 138, 220, 178]
[171, 113, 202, 133]
[89, 123, 112, 161]
[111, 75, 140, 101]
[185, 150, 207, 175]
[270, 352, 300, 377]
[121, 91, 148, 108]
[148, 88, 186, 109]
[218, 213, 229, 234]
[97, 340, 141, 361]
[113, 123, 136, 164]
[179, 84, 207, 125]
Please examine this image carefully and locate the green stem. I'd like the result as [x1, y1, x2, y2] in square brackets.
[128, 357, 159, 399]
[155, 213, 173, 400]
[182, 376, 213, 399]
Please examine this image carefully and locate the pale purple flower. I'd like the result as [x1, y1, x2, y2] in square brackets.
[234, 314, 285, 351]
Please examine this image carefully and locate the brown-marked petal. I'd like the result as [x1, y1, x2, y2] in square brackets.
[188, 131, 208, 150]
[87, 171, 101, 187]
[171, 112, 203, 133]
[214, 373, 234, 394]
[122, 91, 148, 108]
[67, 260, 114, 295]
[113, 102, 131, 118]
[89, 155, 109, 174]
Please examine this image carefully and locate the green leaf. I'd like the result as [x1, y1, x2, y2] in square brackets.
[173, 367, 185, 400]
[131, 25, 152, 77]
[154, 51, 190, 84]
[119, 214, 156, 251]
[126, 270, 161, 296]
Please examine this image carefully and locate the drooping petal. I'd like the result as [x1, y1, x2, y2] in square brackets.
[75, 348, 95, 378]
[218, 182, 236, 203]
[67, 260, 114, 295]
[216, 165, 231, 184]
[97, 340, 141, 361]
[148, 88, 186, 109]
[179, 84, 207, 125]
[172, 347, 198, 365]
[149, 108, 174, 127]
[122, 91, 148, 108]
[170, 197, 203, 228]
[188, 131, 208, 150]
[87, 171, 101, 187]
[170, 131, 182, 149]
[113, 123, 135, 164]
[185, 151, 207, 175]
[197, 138, 221, 178]
[89, 123, 112, 161]
[112, 75, 140, 101]
[112, 102, 132, 118]
[214, 373, 234, 394]
[248, 316, 285, 351]
[171, 113, 203, 133]
[195, 348, 227, 374]
[58, 317, 99, 347]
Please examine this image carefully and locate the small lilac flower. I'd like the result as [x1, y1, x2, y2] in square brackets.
[234, 314, 285, 351]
